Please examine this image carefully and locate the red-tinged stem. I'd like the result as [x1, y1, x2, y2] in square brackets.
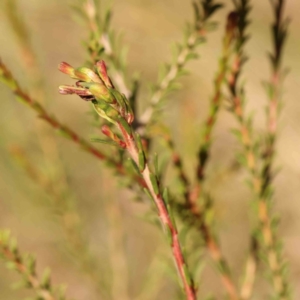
[117, 122, 196, 300]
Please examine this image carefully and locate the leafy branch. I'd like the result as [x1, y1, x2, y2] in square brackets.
[8, 146, 112, 299]
[138, 0, 223, 129]
[58, 60, 197, 299]
[72, 0, 132, 98]
[0, 230, 70, 300]
[193, 9, 238, 204]
[227, 0, 291, 298]
[4, 3, 111, 295]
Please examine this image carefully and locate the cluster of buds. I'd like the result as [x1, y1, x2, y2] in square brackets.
[58, 60, 134, 125]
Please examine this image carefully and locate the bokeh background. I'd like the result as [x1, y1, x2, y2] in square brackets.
[0, 0, 300, 299]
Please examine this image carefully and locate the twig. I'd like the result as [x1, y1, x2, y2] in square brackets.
[4, 6, 110, 292]
[8, 146, 112, 299]
[0, 230, 70, 300]
[121, 128, 197, 300]
[138, 0, 223, 128]
[193, 10, 238, 204]
[179, 16, 241, 296]
[138, 32, 198, 127]
[5, 0, 74, 195]
[178, 202, 239, 300]
[240, 254, 256, 300]
[163, 131, 190, 201]
[75, 0, 132, 98]
[58, 60, 197, 300]
[262, 0, 288, 201]
[259, 2, 290, 297]
[240, 234, 258, 300]
[227, 1, 290, 298]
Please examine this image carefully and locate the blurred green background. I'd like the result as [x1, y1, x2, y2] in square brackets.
[0, 0, 300, 299]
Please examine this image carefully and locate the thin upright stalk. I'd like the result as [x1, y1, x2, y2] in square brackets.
[179, 203, 239, 300]
[4, 5, 109, 292]
[227, 1, 290, 298]
[138, 0, 223, 129]
[193, 11, 238, 205]
[240, 254, 257, 300]
[230, 71, 289, 299]
[0, 231, 69, 300]
[139, 32, 199, 126]
[165, 133, 190, 201]
[259, 2, 290, 297]
[80, 0, 131, 98]
[240, 234, 258, 300]
[5, 0, 69, 186]
[9, 146, 112, 299]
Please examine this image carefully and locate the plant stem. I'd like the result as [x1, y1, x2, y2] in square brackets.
[227, 1, 290, 298]
[240, 234, 258, 300]
[5, 0, 75, 199]
[177, 17, 240, 297]
[117, 122, 197, 300]
[9, 146, 112, 299]
[81, 0, 131, 98]
[0, 231, 66, 300]
[230, 75, 289, 300]
[165, 133, 190, 201]
[138, 0, 224, 129]
[193, 11, 237, 204]
[240, 254, 256, 300]
[4, 5, 111, 294]
[179, 202, 239, 300]
[100, 33, 131, 98]
[139, 32, 199, 127]
[2, 57, 237, 298]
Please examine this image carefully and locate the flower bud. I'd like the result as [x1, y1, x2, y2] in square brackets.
[58, 85, 92, 97]
[74, 67, 101, 83]
[101, 125, 126, 149]
[88, 83, 115, 103]
[96, 60, 114, 88]
[93, 100, 119, 124]
[58, 62, 76, 78]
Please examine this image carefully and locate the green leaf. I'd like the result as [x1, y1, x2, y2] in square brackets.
[149, 173, 159, 195]
[91, 138, 120, 147]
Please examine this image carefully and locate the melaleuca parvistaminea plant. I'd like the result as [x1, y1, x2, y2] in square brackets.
[59, 61, 134, 127]
[58, 61, 197, 300]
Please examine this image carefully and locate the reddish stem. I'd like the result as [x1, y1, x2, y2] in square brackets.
[118, 122, 197, 300]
